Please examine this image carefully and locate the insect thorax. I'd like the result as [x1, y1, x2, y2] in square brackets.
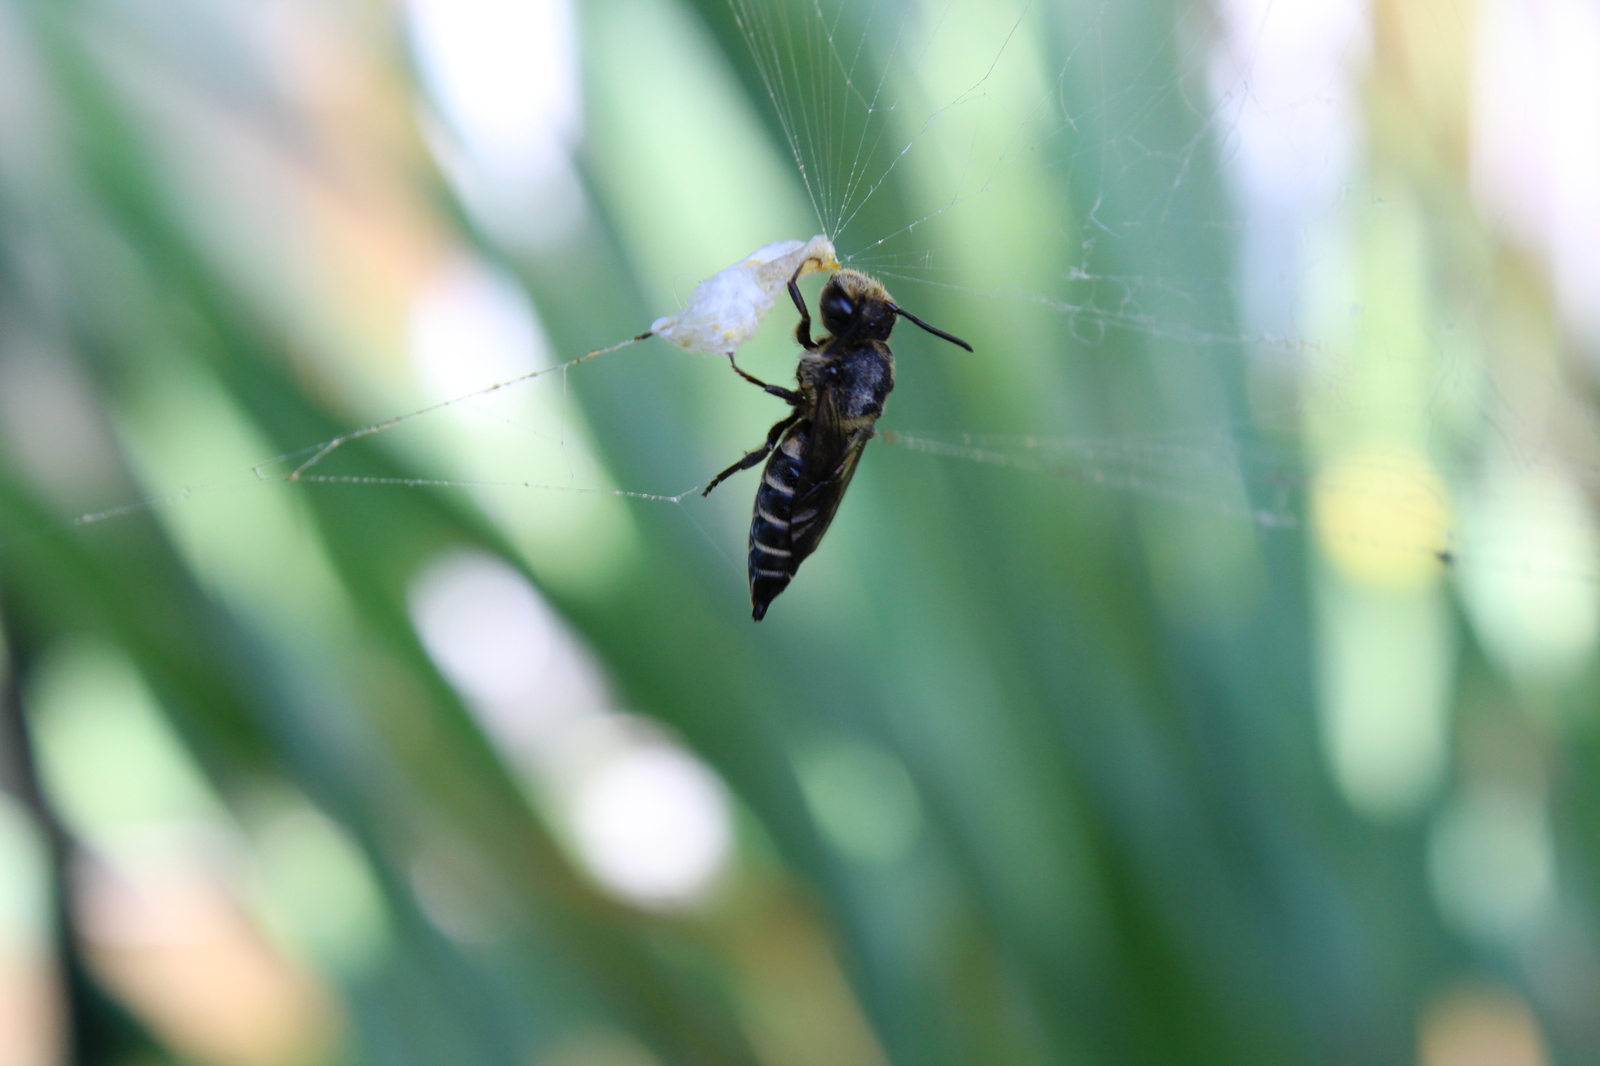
[800, 341, 894, 424]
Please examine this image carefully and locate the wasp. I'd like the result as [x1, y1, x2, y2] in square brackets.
[702, 267, 972, 620]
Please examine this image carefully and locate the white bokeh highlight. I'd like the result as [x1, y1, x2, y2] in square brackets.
[568, 745, 733, 907]
[1210, 0, 1368, 338]
[404, 0, 586, 250]
[409, 255, 549, 402]
[404, 0, 578, 187]
[408, 551, 735, 909]
[1473, 0, 1600, 348]
[1458, 461, 1600, 683]
[404, 255, 641, 589]
[409, 551, 607, 759]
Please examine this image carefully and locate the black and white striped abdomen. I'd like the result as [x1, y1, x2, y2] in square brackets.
[748, 424, 808, 620]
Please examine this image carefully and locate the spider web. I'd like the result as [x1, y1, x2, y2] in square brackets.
[714, 0, 1600, 593]
[5, 0, 1597, 601]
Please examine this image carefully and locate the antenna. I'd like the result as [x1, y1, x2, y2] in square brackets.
[889, 304, 974, 351]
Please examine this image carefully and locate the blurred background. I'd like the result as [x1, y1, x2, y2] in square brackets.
[1, 0, 1597, 1063]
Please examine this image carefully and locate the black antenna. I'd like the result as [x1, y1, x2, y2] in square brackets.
[889, 304, 974, 352]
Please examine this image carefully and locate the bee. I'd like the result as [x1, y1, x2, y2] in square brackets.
[702, 267, 973, 620]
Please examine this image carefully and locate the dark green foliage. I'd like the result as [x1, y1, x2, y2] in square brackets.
[0, 2, 1591, 1065]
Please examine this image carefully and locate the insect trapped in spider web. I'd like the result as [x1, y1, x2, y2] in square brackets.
[703, 266, 973, 621]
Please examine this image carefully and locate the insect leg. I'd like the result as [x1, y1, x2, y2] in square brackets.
[702, 413, 802, 497]
[788, 265, 818, 350]
[725, 354, 802, 404]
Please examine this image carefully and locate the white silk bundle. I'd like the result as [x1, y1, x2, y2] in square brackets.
[651, 235, 839, 355]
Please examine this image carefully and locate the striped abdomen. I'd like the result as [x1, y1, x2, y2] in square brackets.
[748, 424, 810, 620]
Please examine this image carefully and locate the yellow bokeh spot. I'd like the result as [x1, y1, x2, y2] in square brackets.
[1313, 448, 1452, 587]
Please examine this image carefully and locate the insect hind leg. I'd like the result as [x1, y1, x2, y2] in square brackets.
[702, 413, 801, 497]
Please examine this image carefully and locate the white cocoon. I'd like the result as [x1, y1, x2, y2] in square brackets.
[651, 235, 838, 354]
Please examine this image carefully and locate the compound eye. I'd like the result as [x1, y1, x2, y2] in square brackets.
[824, 294, 855, 321]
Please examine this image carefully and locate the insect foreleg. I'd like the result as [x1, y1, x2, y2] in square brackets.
[725, 354, 802, 404]
[788, 265, 818, 351]
[702, 413, 802, 497]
